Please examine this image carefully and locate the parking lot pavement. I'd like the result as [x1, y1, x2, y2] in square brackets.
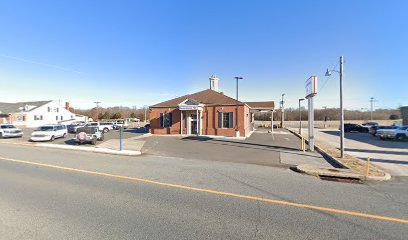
[0, 127, 147, 148]
[142, 129, 333, 168]
[312, 129, 408, 176]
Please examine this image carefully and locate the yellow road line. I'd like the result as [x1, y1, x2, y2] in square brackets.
[0, 156, 407, 224]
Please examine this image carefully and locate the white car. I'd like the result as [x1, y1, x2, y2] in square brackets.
[30, 125, 68, 142]
[85, 122, 113, 133]
[0, 124, 24, 138]
[376, 126, 408, 141]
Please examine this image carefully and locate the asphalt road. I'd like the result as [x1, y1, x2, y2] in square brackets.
[0, 143, 407, 239]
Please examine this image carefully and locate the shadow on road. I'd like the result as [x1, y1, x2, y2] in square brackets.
[321, 130, 408, 149]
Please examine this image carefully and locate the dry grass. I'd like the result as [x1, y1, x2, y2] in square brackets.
[315, 140, 386, 177]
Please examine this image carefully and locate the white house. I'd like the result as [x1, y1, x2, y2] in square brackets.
[0, 100, 88, 128]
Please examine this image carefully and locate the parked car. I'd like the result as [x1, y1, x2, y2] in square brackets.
[85, 122, 113, 133]
[0, 124, 23, 138]
[30, 125, 67, 142]
[369, 125, 398, 136]
[67, 121, 87, 133]
[377, 126, 408, 140]
[74, 127, 104, 145]
[113, 120, 129, 130]
[343, 123, 369, 133]
[395, 126, 408, 141]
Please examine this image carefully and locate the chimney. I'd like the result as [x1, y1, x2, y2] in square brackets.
[65, 102, 70, 110]
[209, 74, 219, 92]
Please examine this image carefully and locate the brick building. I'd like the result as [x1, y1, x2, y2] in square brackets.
[149, 75, 274, 137]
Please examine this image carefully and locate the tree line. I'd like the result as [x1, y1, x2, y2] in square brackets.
[254, 108, 401, 121]
[75, 106, 149, 121]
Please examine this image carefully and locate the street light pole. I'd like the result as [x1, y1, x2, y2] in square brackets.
[339, 56, 344, 158]
[281, 94, 285, 128]
[298, 98, 304, 134]
[325, 56, 345, 158]
[234, 77, 243, 137]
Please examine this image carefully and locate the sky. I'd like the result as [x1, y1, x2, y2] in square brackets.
[0, 0, 407, 110]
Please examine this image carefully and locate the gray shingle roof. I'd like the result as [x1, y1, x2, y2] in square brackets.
[0, 101, 52, 114]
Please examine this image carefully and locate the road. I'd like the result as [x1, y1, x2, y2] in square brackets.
[0, 143, 407, 239]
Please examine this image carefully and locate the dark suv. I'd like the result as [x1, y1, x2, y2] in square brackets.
[343, 123, 369, 133]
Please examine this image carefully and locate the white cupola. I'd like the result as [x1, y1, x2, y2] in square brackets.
[209, 74, 219, 92]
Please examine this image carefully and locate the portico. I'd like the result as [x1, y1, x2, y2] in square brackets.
[178, 99, 204, 135]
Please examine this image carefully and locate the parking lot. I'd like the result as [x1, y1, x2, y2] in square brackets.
[313, 129, 408, 176]
[0, 127, 147, 147]
[142, 129, 333, 168]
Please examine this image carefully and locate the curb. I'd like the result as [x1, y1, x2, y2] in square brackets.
[286, 128, 391, 181]
[285, 128, 350, 169]
[36, 143, 142, 156]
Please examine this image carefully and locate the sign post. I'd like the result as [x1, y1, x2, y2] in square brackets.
[305, 76, 317, 151]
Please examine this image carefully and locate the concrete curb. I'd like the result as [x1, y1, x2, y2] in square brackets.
[295, 164, 363, 180]
[285, 128, 350, 169]
[36, 143, 142, 156]
[286, 128, 391, 181]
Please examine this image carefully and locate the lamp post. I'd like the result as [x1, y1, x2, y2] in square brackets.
[325, 56, 344, 158]
[234, 76, 243, 137]
[298, 98, 304, 134]
[94, 101, 101, 121]
[281, 94, 285, 128]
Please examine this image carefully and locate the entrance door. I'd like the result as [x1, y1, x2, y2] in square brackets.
[190, 113, 198, 134]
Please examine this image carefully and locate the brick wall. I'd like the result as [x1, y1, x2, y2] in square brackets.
[149, 105, 251, 137]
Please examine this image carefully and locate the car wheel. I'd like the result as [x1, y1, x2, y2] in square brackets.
[0, 133, 3, 139]
[103, 128, 109, 133]
[63, 133, 67, 138]
[92, 138, 97, 145]
[99, 134, 104, 141]
[50, 136, 55, 141]
[396, 134, 406, 141]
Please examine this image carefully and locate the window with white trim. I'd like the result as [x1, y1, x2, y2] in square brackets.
[160, 112, 172, 128]
[218, 112, 233, 128]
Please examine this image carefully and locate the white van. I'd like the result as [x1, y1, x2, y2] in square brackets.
[30, 125, 68, 142]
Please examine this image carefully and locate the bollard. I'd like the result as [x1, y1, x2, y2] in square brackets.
[300, 137, 305, 152]
[366, 155, 371, 176]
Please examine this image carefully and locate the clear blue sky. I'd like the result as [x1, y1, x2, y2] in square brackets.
[0, 0, 406, 110]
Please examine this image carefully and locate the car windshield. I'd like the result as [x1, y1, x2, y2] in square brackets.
[398, 126, 408, 130]
[1, 125, 16, 129]
[37, 126, 54, 131]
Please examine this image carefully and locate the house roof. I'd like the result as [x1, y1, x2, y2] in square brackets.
[151, 89, 245, 108]
[0, 101, 52, 114]
[245, 101, 275, 110]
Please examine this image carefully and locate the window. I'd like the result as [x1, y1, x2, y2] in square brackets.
[34, 115, 42, 121]
[56, 116, 59, 121]
[48, 107, 51, 112]
[160, 112, 172, 128]
[61, 116, 63, 120]
[56, 108, 59, 112]
[17, 116, 25, 122]
[218, 112, 233, 128]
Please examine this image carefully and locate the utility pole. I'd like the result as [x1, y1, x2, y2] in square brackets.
[94, 101, 101, 121]
[281, 94, 285, 128]
[322, 106, 327, 129]
[369, 97, 377, 121]
[234, 77, 243, 137]
[144, 105, 148, 125]
[339, 56, 344, 158]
